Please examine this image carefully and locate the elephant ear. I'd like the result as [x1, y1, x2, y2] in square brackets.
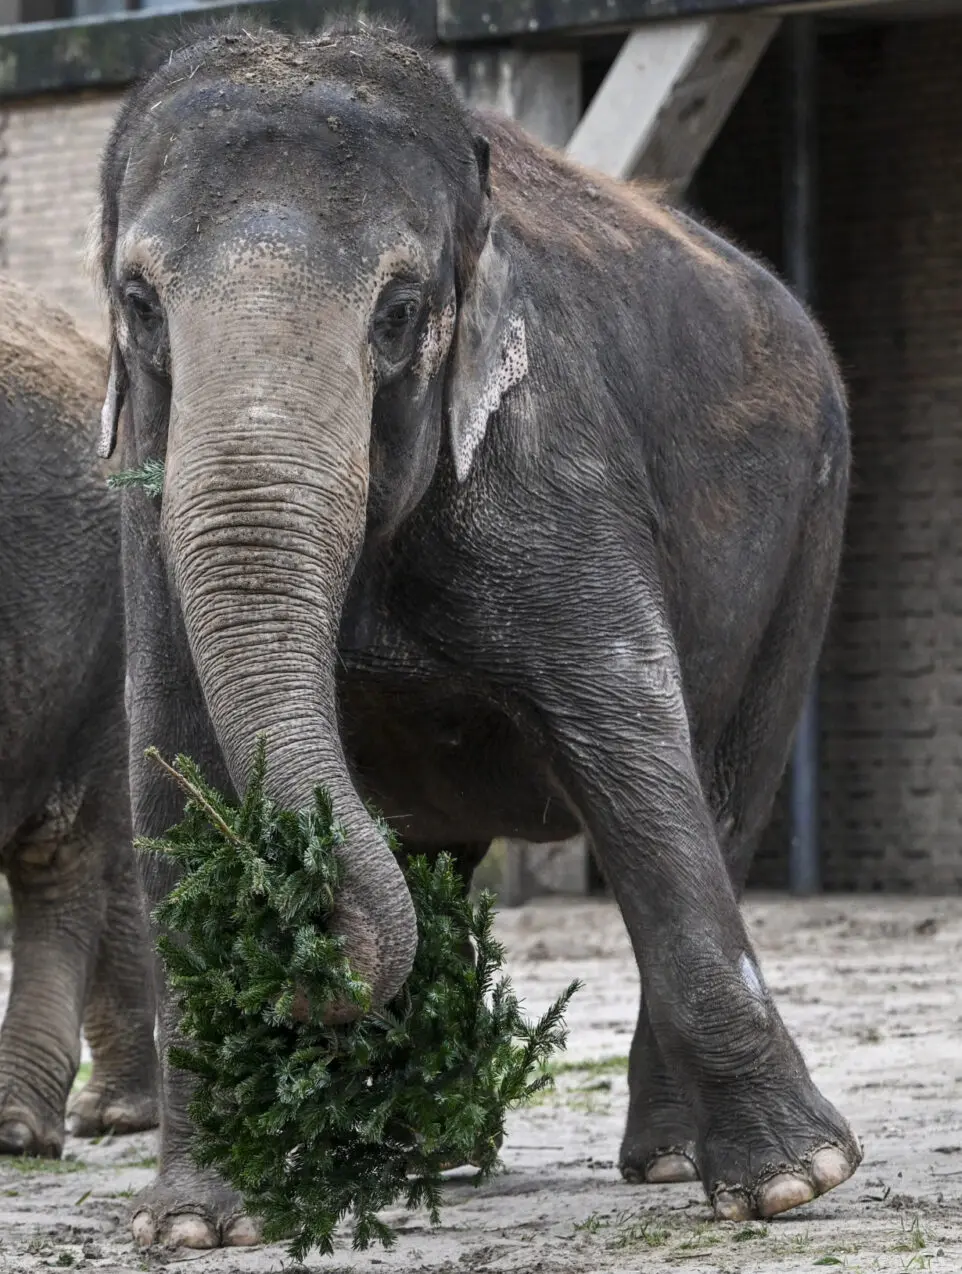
[98, 342, 128, 459]
[447, 225, 528, 483]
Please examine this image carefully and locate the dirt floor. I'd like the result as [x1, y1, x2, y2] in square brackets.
[0, 893, 960, 1274]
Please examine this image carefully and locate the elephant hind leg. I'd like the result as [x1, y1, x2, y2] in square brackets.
[67, 791, 158, 1139]
[707, 485, 846, 899]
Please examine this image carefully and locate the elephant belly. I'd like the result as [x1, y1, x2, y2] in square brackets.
[339, 675, 579, 846]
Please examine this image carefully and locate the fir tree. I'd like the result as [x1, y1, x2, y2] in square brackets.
[106, 457, 165, 498]
[140, 740, 579, 1260]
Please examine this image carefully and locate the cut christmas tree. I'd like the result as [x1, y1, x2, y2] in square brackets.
[140, 740, 579, 1259]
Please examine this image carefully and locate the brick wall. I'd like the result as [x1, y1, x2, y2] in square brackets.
[817, 20, 962, 891]
[0, 91, 121, 344]
[697, 19, 962, 892]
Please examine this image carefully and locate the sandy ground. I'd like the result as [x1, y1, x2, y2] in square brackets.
[0, 893, 960, 1274]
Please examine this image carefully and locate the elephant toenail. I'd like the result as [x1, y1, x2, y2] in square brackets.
[811, 1146, 856, 1193]
[646, 1152, 699, 1183]
[131, 1211, 156, 1248]
[713, 1187, 753, 1221]
[163, 1215, 219, 1249]
[223, 1215, 261, 1246]
[757, 1172, 816, 1217]
[0, 1121, 34, 1155]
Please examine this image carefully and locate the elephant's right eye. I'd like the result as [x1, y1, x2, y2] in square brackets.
[123, 278, 163, 333]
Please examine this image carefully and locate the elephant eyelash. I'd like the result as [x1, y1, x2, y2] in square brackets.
[381, 297, 420, 327]
[373, 289, 422, 331]
[122, 276, 164, 329]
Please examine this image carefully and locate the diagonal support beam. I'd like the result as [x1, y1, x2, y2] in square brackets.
[566, 16, 780, 190]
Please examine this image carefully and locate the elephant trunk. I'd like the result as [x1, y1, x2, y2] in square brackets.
[160, 287, 416, 1011]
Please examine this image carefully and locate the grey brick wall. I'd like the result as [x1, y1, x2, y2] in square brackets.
[817, 20, 962, 892]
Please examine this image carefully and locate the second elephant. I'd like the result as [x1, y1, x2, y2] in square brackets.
[0, 275, 158, 1156]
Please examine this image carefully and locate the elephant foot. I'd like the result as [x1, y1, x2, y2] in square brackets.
[130, 1167, 261, 1249]
[703, 1083, 862, 1220]
[620, 1048, 860, 1215]
[711, 1143, 860, 1220]
[0, 1095, 63, 1158]
[621, 1147, 699, 1184]
[66, 1076, 158, 1138]
[619, 1056, 699, 1185]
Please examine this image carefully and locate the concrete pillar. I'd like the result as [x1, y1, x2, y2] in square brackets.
[436, 48, 582, 148]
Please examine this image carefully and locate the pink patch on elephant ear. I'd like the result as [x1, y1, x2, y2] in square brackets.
[446, 230, 529, 482]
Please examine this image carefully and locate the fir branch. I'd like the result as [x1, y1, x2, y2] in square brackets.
[143, 746, 245, 846]
[146, 743, 580, 1260]
[106, 457, 165, 498]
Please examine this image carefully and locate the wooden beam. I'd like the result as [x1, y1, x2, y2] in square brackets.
[566, 16, 779, 190]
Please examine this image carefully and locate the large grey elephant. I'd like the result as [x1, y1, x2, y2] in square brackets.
[0, 276, 158, 1155]
[98, 21, 858, 1249]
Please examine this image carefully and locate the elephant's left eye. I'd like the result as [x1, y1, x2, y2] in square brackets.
[123, 277, 164, 335]
[372, 286, 422, 370]
[383, 298, 419, 327]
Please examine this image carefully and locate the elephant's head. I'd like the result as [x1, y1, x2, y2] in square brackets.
[97, 22, 528, 1010]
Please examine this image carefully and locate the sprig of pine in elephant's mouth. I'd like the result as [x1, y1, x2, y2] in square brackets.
[105, 458, 165, 498]
[138, 738, 579, 1260]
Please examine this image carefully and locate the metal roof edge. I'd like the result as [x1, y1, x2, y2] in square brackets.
[0, 0, 436, 100]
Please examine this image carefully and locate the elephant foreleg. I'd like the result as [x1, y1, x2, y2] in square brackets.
[503, 570, 860, 1221]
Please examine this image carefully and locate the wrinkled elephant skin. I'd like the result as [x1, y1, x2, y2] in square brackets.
[0, 275, 158, 1158]
[97, 22, 858, 1249]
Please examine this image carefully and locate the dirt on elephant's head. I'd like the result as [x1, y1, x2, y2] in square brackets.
[127, 18, 459, 141]
[98, 19, 477, 297]
[208, 22, 434, 95]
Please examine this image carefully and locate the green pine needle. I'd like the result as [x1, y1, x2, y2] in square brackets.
[106, 457, 165, 498]
[141, 738, 580, 1261]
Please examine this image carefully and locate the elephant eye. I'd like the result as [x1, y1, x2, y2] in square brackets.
[383, 298, 419, 327]
[372, 285, 422, 370]
[123, 277, 163, 332]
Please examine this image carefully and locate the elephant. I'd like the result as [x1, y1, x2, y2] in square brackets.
[0, 274, 158, 1156]
[97, 20, 859, 1249]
